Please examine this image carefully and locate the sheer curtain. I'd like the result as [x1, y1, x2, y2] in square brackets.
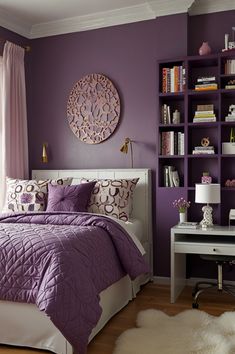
[0, 41, 28, 210]
[0, 56, 3, 210]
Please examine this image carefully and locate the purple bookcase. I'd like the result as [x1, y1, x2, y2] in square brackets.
[156, 51, 235, 277]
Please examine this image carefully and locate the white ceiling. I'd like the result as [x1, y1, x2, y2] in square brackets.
[0, 0, 234, 39]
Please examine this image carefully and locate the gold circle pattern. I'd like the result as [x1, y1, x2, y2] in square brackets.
[67, 73, 121, 144]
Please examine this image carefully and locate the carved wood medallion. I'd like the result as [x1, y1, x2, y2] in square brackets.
[67, 73, 120, 144]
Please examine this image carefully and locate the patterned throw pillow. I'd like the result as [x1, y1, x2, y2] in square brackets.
[81, 178, 139, 221]
[3, 177, 73, 213]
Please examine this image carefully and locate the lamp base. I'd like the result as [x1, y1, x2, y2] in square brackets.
[200, 204, 213, 228]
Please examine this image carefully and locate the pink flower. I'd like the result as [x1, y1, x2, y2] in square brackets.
[172, 197, 190, 213]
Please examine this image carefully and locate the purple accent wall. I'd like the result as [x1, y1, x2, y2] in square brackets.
[188, 10, 235, 55]
[29, 15, 188, 172]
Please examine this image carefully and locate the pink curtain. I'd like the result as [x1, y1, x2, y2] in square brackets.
[0, 41, 28, 210]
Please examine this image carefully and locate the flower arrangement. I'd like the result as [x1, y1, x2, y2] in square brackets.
[173, 197, 190, 213]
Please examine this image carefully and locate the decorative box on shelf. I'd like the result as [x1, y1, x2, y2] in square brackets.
[222, 142, 235, 154]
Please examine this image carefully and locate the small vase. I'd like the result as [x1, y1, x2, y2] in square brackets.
[199, 42, 211, 56]
[179, 212, 186, 223]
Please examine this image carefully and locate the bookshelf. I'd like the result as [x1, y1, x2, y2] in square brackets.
[157, 51, 235, 229]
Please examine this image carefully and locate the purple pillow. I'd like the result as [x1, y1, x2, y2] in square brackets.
[46, 182, 96, 212]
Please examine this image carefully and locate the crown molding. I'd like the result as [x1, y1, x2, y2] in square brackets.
[189, 0, 235, 16]
[149, 0, 195, 17]
[0, 7, 31, 38]
[0, 0, 235, 39]
[29, 3, 155, 39]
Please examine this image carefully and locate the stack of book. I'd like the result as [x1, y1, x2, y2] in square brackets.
[194, 76, 218, 91]
[162, 65, 185, 93]
[224, 59, 235, 74]
[177, 222, 199, 229]
[193, 104, 216, 123]
[192, 146, 215, 155]
[225, 104, 235, 122]
[163, 165, 180, 187]
[160, 131, 184, 155]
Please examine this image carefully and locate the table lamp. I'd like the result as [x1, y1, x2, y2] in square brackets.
[195, 183, 221, 228]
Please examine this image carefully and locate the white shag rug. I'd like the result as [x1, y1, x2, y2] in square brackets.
[113, 309, 235, 354]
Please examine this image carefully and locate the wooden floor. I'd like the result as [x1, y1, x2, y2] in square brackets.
[0, 283, 235, 354]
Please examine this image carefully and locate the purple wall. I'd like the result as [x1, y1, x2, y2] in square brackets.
[188, 10, 235, 55]
[29, 14, 188, 172]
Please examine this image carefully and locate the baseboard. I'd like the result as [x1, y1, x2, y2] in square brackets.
[153, 276, 170, 284]
[153, 276, 235, 286]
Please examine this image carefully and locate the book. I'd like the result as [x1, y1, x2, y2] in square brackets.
[195, 83, 217, 89]
[195, 86, 218, 91]
[197, 76, 216, 82]
[194, 113, 215, 117]
[168, 165, 174, 187]
[192, 149, 215, 154]
[163, 166, 170, 187]
[194, 110, 214, 115]
[161, 131, 174, 155]
[180, 132, 184, 155]
[194, 146, 214, 150]
[225, 85, 235, 89]
[172, 170, 180, 187]
[167, 105, 171, 124]
[225, 116, 235, 122]
[177, 222, 199, 229]
[197, 104, 214, 111]
[193, 117, 216, 122]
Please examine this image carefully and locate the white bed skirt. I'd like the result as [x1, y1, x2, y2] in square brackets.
[0, 273, 149, 354]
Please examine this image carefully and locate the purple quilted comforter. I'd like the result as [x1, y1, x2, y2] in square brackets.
[0, 212, 149, 354]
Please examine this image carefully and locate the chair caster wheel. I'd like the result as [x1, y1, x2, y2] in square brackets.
[192, 302, 199, 309]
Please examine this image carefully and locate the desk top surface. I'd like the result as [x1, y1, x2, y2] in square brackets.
[172, 225, 235, 235]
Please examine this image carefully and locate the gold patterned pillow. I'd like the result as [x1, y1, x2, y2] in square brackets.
[3, 177, 73, 213]
[81, 178, 139, 221]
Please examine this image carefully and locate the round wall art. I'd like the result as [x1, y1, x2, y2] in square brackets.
[67, 73, 121, 144]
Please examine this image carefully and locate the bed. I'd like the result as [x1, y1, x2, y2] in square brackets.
[0, 168, 152, 354]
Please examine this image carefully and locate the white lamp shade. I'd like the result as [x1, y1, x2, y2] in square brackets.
[195, 183, 221, 204]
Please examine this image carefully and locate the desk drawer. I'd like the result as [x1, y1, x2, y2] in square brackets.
[174, 242, 235, 256]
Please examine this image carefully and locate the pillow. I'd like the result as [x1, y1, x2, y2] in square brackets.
[81, 178, 139, 221]
[46, 182, 96, 212]
[3, 177, 73, 213]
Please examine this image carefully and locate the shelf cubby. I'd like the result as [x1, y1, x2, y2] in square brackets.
[187, 157, 219, 188]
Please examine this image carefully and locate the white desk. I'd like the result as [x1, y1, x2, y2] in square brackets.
[171, 225, 235, 303]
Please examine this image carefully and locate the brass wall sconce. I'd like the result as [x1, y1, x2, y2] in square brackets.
[42, 143, 48, 163]
[120, 137, 134, 168]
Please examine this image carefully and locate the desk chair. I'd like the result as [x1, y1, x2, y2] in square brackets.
[192, 255, 235, 309]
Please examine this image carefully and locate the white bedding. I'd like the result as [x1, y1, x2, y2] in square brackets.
[101, 215, 145, 255]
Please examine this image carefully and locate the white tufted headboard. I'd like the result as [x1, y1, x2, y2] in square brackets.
[32, 168, 152, 271]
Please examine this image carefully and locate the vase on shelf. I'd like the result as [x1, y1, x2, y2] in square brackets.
[199, 42, 211, 56]
[179, 212, 187, 223]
